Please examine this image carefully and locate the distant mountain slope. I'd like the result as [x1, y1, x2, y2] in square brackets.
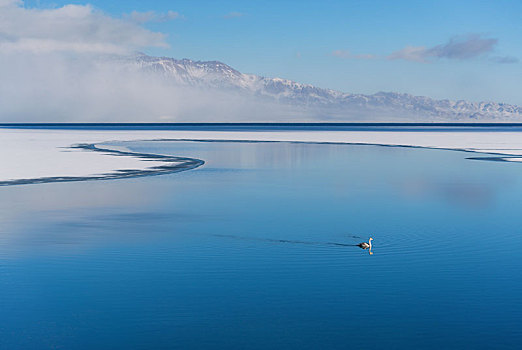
[127, 54, 522, 121]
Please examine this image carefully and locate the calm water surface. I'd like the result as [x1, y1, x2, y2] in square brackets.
[1, 140, 522, 349]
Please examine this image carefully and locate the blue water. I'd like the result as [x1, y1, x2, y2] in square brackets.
[1, 140, 522, 349]
[5, 122, 522, 132]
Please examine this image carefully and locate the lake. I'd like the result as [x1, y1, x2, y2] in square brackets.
[1, 139, 522, 349]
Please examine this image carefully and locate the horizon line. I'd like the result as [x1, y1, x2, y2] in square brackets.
[3, 122, 522, 127]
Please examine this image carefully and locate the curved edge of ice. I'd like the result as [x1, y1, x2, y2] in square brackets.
[0, 142, 204, 187]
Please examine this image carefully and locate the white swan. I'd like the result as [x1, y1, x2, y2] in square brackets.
[358, 237, 373, 249]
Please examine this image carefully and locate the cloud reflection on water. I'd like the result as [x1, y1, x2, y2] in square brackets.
[1, 140, 520, 258]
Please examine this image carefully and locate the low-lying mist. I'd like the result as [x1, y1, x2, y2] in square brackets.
[0, 52, 310, 123]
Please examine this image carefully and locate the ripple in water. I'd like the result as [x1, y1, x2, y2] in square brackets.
[1, 140, 522, 349]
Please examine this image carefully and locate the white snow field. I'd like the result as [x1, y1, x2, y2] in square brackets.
[2, 128, 522, 184]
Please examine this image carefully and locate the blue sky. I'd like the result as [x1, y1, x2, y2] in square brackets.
[22, 0, 522, 104]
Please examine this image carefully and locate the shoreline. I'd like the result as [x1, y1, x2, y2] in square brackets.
[0, 142, 204, 187]
[5, 122, 522, 127]
[3, 128, 522, 186]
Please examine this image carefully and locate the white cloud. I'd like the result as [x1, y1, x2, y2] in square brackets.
[332, 49, 375, 60]
[428, 34, 497, 59]
[0, 1, 168, 54]
[124, 10, 182, 24]
[388, 34, 504, 63]
[0, 0, 22, 7]
[387, 45, 429, 63]
[159, 10, 183, 21]
[490, 56, 519, 64]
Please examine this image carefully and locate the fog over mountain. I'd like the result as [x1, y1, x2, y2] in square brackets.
[129, 53, 522, 122]
[1, 52, 521, 122]
[0, 1, 520, 123]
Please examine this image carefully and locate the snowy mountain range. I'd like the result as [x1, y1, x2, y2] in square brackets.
[125, 53, 522, 121]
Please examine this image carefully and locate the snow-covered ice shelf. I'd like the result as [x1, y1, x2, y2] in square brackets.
[2, 128, 522, 185]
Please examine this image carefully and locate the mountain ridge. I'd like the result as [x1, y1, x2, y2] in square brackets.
[126, 53, 522, 121]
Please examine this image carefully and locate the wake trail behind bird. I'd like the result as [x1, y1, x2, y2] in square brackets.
[212, 234, 361, 248]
